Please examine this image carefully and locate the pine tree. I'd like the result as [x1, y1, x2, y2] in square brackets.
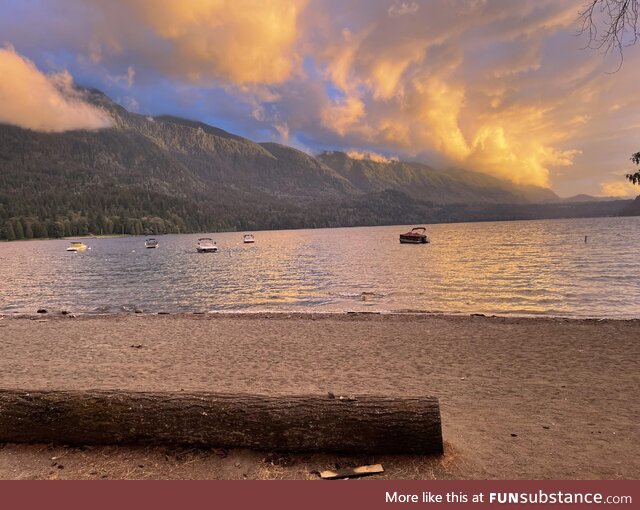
[33, 221, 48, 238]
[13, 219, 24, 240]
[24, 222, 34, 239]
[4, 221, 16, 241]
[47, 221, 64, 238]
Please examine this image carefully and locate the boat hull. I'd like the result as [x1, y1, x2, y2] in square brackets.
[399, 235, 429, 244]
[197, 247, 218, 253]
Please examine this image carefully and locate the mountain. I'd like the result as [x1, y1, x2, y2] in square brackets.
[0, 89, 633, 240]
[561, 194, 621, 203]
[316, 151, 560, 204]
[619, 195, 640, 216]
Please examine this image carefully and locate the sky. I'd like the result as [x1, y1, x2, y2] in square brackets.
[0, 0, 639, 197]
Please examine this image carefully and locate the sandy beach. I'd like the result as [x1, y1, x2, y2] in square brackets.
[0, 312, 638, 479]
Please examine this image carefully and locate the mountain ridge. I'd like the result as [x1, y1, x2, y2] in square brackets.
[0, 89, 635, 240]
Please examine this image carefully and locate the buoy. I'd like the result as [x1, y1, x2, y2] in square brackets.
[584, 236, 588, 243]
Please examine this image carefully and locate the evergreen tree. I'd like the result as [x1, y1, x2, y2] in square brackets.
[33, 221, 48, 238]
[47, 221, 65, 238]
[3, 221, 16, 241]
[13, 219, 24, 239]
[24, 222, 33, 239]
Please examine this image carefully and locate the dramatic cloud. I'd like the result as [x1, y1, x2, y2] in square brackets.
[1, 0, 639, 195]
[0, 46, 112, 132]
[85, 0, 306, 85]
[600, 179, 639, 197]
[346, 150, 399, 164]
[299, 1, 595, 187]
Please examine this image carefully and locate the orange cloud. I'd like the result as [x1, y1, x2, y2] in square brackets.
[600, 180, 639, 197]
[346, 150, 398, 164]
[321, 96, 366, 136]
[0, 46, 112, 132]
[3, 0, 637, 195]
[468, 125, 581, 186]
[307, 3, 590, 188]
[99, 0, 307, 85]
[413, 77, 470, 160]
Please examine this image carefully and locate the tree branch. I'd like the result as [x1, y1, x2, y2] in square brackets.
[579, 0, 639, 69]
[626, 152, 640, 185]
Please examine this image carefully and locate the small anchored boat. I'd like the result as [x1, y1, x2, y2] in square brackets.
[399, 227, 430, 244]
[66, 241, 88, 252]
[145, 238, 159, 249]
[243, 234, 255, 244]
[197, 238, 218, 253]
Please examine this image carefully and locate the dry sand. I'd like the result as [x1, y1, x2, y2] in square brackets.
[0, 312, 638, 479]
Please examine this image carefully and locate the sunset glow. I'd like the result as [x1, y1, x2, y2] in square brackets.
[0, 0, 639, 195]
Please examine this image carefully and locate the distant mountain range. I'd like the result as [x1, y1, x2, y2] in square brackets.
[0, 89, 636, 239]
[620, 195, 640, 216]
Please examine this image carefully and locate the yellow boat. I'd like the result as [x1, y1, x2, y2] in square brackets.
[66, 241, 88, 252]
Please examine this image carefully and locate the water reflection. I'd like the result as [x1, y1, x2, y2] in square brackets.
[0, 217, 639, 318]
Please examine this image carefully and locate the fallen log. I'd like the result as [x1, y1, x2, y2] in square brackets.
[0, 389, 443, 454]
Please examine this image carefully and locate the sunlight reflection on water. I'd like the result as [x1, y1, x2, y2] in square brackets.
[1, 217, 639, 318]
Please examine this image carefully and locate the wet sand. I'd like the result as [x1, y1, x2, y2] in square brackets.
[0, 312, 638, 479]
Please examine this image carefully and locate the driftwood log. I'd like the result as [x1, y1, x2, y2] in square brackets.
[0, 389, 443, 454]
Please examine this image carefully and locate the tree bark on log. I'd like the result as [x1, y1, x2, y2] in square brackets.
[0, 389, 443, 454]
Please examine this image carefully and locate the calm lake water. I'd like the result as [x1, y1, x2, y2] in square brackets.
[1, 217, 639, 318]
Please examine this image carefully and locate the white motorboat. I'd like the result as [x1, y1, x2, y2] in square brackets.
[197, 238, 218, 253]
[66, 241, 88, 252]
[145, 238, 159, 249]
[243, 234, 255, 244]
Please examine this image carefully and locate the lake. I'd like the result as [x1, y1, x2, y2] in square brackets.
[1, 217, 639, 318]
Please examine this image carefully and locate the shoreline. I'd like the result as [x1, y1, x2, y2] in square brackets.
[1, 213, 638, 244]
[3, 310, 640, 322]
[1, 313, 638, 479]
